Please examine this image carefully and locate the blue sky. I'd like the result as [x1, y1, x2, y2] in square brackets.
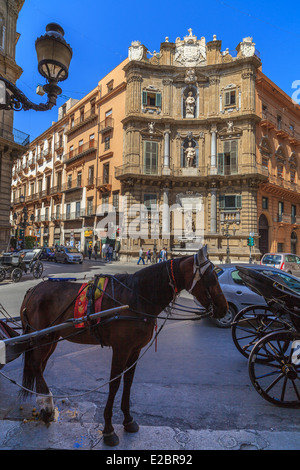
[13, 0, 300, 141]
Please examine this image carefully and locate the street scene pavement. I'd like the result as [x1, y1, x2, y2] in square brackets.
[0, 258, 299, 451]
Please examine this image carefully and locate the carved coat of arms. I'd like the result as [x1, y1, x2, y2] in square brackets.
[175, 29, 206, 67]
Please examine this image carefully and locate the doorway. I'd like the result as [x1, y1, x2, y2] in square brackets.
[259, 214, 269, 255]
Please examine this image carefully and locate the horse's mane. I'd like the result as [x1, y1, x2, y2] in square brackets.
[112, 258, 186, 309]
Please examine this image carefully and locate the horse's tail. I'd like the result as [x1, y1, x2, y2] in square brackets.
[19, 287, 36, 399]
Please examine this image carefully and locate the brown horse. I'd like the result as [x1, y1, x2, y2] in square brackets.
[19, 246, 227, 446]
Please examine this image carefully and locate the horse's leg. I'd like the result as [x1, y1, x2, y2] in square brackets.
[121, 348, 141, 433]
[35, 340, 58, 422]
[103, 347, 129, 446]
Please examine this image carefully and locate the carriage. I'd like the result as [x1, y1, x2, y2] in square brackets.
[0, 249, 44, 282]
[231, 266, 300, 408]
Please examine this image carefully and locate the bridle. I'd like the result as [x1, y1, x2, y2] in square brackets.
[188, 254, 212, 294]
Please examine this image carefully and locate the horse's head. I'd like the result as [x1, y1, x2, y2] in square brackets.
[182, 246, 228, 320]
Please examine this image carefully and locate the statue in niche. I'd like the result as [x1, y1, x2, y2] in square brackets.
[184, 141, 196, 167]
[184, 91, 195, 118]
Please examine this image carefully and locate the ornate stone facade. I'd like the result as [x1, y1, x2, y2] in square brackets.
[117, 31, 265, 261]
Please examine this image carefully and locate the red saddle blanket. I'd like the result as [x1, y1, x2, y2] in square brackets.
[74, 277, 108, 328]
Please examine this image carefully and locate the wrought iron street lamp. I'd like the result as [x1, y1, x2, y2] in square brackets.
[0, 23, 72, 112]
[222, 221, 237, 264]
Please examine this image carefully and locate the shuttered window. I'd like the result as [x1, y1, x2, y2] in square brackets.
[219, 195, 242, 209]
[144, 141, 158, 174]
[218, 140, 238, 175]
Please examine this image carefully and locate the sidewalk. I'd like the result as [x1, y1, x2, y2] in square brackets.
[0, 420, 298, 450]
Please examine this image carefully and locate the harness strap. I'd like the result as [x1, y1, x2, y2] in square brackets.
[188, 254, 211, 293]
[170, 259, 178, 294]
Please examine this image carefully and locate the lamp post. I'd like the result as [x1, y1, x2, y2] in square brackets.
[0, 23, 72, 112]
[13, 195, 35, 249]
[221, 221, 236, 264]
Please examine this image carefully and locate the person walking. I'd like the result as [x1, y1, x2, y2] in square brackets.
[137, 247, 145, 265]
[146, 249, 151, 263]
[88, 245, 92, 260]
[94, 243, 98, 260]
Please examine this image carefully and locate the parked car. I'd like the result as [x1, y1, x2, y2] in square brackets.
[54, 246, 83, 264]
[194, 264, 300, 328]
[260, 252, 300, 276]
[40, 247, 55, 261]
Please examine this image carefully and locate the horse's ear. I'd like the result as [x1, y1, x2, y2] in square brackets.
[197, 245, 208, 265]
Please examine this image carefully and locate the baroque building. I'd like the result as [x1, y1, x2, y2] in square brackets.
[0, 0, 29, 252]
[117, 31, 266, 261]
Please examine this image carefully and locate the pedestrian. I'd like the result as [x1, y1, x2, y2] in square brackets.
[88, 245, 92, 260]
[108, 245, 113, 262]
[146, 249, 151, 263]
[137, 247, 145, 265]
[94, 243, 98, 260]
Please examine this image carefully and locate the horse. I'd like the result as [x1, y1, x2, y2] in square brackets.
[19, 245, 228, 446]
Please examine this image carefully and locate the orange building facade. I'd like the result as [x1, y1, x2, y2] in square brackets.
[11, 59, 127, 254]
[256, 71, 300, 256]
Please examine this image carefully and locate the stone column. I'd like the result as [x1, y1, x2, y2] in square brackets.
[162, 188, 170, 239]
[163, 129, 170, 168]
[210, 183, 217, 234]
[210, 125, 217, 175]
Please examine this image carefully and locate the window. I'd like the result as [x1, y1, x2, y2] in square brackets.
[278, 201, 284, 222]
[277, 165, 283, 179]
[218, 140, 238, 175]
[277, 115, 282, 130]
[102, 193, 109, 212]
[56, 205, 60, 219]
[290, 170, 296, 184]
[144, 194, 157, 211]
[77, 171, 82, 187]
[219, 195, 242, 209]
[113, 191, 119, 211]
[278, 242, 284, 252]
[88, 166, 94, 185]
[75, 201, 81, 218]
[67, 174, 72, 189]
[231, 271, 244, 286]
[70, 115, 74, 128]
[103, 163, 110, 184]
[66, 204, 71, 219]
[144, 141, 158, 174]
[292, 205, 296, 224]
[80, 107, 84, 122]
[78, 139, 83, 152]
[30, 183, 34, 195]
[262, 157, 269, 169]
[89, 133, 95, 148]
[142, 91, 162, 108]
[262, 197, 268, 210]
[90, 99, 96, 115]
[69, 145, 74, 158]
[224, 90, 236, 106]
[104, 135, 110, 150]
[38, 180, 42, 193]
[87, 198, 94, 216]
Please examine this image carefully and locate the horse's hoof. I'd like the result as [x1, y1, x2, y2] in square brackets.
[103, 431, 119, 447]
[40, 409, 55, 423]
[124, 419, 139, 433]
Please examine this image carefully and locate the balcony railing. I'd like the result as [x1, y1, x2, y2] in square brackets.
[115, 162, 269, 179]
[64, 140, 97, 164]
[261, 110, 300, 142]
[63, 210, 85, 221]
[65, 108, 97, 134]
[0, 122, 30, 147]
[62, 179, 83, 192]
[99, 116, 114, 133]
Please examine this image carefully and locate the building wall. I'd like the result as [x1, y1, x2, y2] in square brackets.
[0, 0, 28, 252]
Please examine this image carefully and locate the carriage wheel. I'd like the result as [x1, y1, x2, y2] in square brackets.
[231, 305, 292, 361]
[248, 330, 300, 408]
[11, 268, 22, 283]
[32, 260, 43, 279]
